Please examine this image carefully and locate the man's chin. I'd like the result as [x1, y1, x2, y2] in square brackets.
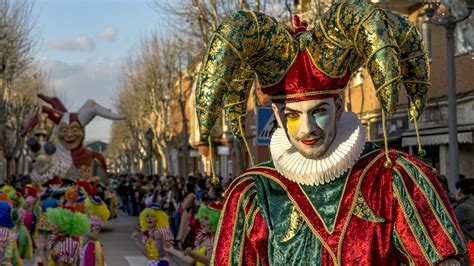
[298, 150, 325, 160]
[292, 143, 327, 159]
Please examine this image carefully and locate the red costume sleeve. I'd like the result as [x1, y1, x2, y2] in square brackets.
[211, 176, 269, 266]
[391, 152, 467, 265]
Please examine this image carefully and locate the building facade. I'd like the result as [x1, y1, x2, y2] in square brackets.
[173, 2, 474, 191]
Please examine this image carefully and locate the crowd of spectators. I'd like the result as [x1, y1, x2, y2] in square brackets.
[437, 174, 474, 266]
[112, 173, 228, 262]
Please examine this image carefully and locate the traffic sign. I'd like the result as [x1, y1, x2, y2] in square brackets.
[257, 107, 278, 145]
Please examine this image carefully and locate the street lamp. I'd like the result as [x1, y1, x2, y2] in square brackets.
[425, 1, 473, 192]
[145, 128, 154, 176]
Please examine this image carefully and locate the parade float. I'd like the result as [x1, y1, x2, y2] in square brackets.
[21, 94, 125, 185]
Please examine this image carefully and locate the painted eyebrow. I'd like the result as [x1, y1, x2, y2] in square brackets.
[308, 103, 329, 113]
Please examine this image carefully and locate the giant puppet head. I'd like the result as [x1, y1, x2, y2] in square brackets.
[22, 94, 125, 184]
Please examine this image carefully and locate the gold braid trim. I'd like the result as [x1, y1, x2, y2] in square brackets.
[399, 51, 427, 63]
[375, 75, 402, 93]
[392, 168, 443, 262]
[239, 194, 257, 266]
[354, 8, 382, 55]
[199, 71, 232, 91]
[319, 19, 351, 48]
[208, 136, 218, 185]
[250, 12, 261, 56]
[393, 227, 415, 265]
[399, 25, 415, 49]
[394, 153, 464, 255]
[239, 114, 254, 166]
[306, 52, 351, 79]
[224, 98, 248, 108]
[365, 44, 399, 68]
[258, 37, 299, 87]
[215, 32, 245, 63]
[249, 25, 292, 66]
[403, 80, 431, 85]
[382, 110, 392, 168]
[242, 170, 337, 264]
[336, 3, 352, 45]
[337, 151, 386, 265]
[210, 177, 253, 265]
[270, 89, 340, 100]
[245, 207, 260, 238]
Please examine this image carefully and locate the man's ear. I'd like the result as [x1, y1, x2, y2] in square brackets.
[271, 102, 284, 129]
[335, 96, 343, 121]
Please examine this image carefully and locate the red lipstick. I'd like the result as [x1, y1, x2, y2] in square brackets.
[301, 137, 321, 145]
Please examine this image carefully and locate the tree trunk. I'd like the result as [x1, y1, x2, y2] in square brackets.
[6, 157, 16, 178]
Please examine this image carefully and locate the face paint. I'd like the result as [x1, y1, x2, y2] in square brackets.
[286, 114, 300, 137]
[313, 112, 329, 130]
[275, 98, 339, 160]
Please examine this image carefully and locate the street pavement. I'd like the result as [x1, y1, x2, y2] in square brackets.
[23, 215, 187, 266]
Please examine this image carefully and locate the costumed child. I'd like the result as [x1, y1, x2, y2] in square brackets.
[0, 201, 22, 266]
[37, 208, 90, 266]
[63, 188, 79, 212]
[132, 204, 173, 266]
[166, 201, 222, 266]
[13, 208, 33, 260]
[37, 188, 58, 260]
[22, 185, 39, 238]
[79, 196, 110, 266]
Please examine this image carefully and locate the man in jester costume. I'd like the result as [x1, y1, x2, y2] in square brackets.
[196, 1, 468, 265]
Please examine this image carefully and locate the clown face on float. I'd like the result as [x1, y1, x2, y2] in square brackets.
[22, 94, 125, 185]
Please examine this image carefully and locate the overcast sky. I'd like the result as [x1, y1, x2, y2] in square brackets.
[35, 0, 167, 142]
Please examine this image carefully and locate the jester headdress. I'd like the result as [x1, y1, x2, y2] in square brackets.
[196, 2, 430, 176]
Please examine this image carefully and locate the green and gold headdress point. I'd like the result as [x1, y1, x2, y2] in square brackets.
[196, 1, 430, 182]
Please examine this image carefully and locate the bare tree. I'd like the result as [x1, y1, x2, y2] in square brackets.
[0, 0, 38, 178]
[3, 70, 46, 177]
[108, 1, 336, 176]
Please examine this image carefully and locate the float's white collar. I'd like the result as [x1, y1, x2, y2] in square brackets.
[270, 112, 366, 186]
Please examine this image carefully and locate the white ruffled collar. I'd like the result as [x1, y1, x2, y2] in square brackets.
[270, 112, 366, 186]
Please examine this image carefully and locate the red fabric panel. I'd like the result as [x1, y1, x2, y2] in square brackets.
[395, 164, 457, 258]
[405, 154, 465, 239]
[393, 195, 431, 266]
[213, 178, 254, 266]
[247, 211, 269, 266]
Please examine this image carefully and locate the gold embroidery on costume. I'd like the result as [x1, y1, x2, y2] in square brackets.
[280, 205, 304, 243]
[353, 191, 385, 223]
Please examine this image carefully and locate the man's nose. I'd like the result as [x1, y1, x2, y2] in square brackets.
[299, 115, 318, 135]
